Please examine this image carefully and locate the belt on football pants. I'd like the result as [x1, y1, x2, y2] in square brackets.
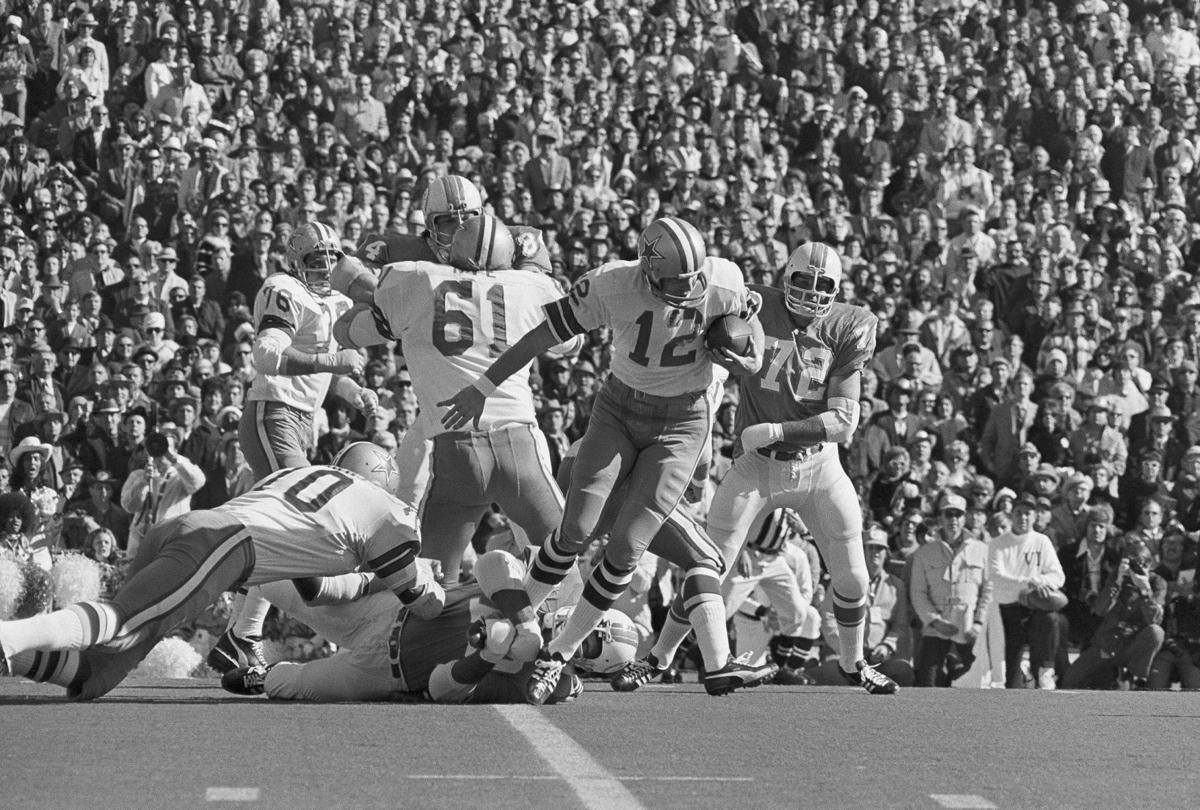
[757, 444, 822, 462]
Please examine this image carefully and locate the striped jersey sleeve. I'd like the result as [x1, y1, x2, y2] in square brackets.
[543, 270, 605, 342]
[363, 507, 422, 597]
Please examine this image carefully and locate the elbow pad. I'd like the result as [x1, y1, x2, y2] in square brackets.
[819, 397, 861, 444]
[254, 331, 289, 375]
[331, 255, 377, 303]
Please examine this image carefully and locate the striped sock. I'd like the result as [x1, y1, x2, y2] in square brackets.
[0, 602, 121, 656]
[578, 558, 635, 612]
[524, 533, 578, 609]
[832, 587, 868, 673]
[790, 637, 817, 669]
[9, 649, 81, 686]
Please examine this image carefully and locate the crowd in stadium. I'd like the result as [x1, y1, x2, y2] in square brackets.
[2, 0, 1200, 693]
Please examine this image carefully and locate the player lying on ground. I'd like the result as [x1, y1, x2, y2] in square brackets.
[439, 216, 770, 704]
[0, 443, 443, 700]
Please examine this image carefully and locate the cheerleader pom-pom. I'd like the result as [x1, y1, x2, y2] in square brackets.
[16, 561, 53, 618]
[51, 554, 103, 607]
[0, 554, 23, 619]
[134, 637, 203, 679]
[188, 628, 215, 661]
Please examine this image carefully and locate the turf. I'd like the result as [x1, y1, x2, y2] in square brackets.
[3, 677, 1197, 809]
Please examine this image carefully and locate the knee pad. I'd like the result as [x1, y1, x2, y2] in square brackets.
[473, 550, 526, 598]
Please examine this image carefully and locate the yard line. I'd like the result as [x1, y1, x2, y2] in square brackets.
[405, 775, 560, 781]
[929, 795, 996, 809]
[405, 775, 752, 783]
[494, 704, 644, 810]
[205, 787, 260, 802]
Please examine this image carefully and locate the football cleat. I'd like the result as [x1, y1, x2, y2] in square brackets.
[547, 669, 584, 704]
[703, 654, 778, 696]
[221, 664, 274, 696]
[206, 630, 267, 676]
[840, 660, 899, 695]
[660, 665, 683, 684]
[772, 665, 815, 686]
[525, 650, 569, 705]
[783, 241, 842, 318]
[610, 654, 668, 692]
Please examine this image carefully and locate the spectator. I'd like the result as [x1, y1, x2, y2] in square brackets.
[119, 421, 203, 556]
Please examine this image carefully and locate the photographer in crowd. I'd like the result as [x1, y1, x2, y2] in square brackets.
[118, 421, 204, 556]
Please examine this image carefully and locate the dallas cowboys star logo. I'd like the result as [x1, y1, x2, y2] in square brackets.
[640, 234, 666, 271]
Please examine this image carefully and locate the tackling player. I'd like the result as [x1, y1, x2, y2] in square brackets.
[0, 443, 445, 700]
[439, 216, 769, 703]
[640, 242, 899, 695]
[332, 215, 579, 583]
[213, 221, 371, 675]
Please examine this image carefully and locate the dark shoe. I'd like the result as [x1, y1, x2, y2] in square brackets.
[660, 665, 683, 684]
[525, 651, 568, 705]
[207, 630, 267, 675]
[221, 664, 272, 696]
[610, 654, 667, 692]
[772, 665, 814, 685]
[704, 654, 777, 696]
[840, 659, 899, 695]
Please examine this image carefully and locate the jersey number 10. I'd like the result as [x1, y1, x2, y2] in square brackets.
[433, 279, 509, 358]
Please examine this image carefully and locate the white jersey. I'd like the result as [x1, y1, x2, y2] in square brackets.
[374, 260, 570, 436]
[222, 465, 422, 590]
[544, 258, 750, 397]
[247, 273, 352, 410]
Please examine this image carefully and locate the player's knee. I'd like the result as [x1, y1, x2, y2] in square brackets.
[474, 550, 525, 597]
[427, 662, 475, 703]
[681, 566, 721, 602]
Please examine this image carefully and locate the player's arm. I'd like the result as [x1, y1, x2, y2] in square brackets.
[438, 319, 561, 430]
[330, 254, 378, 304]
[254, 321, 365, 376]
[291, 573, 377, 606]
[709, 313, 765, 378]
[739, 370, 864, 451]
[332, 303, 391, 350]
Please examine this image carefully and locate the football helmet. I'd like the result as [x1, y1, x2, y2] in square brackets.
[548, 607, 639, 675]
[332, 441, 398, 493]
[422, 174, 483, 259]
[783, 241, 842, 318]
[285, 222, 342, 296]
[637, 216, 708, 307]
[448, 213, 515, 272]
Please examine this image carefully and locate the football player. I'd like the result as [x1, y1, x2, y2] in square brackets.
[340, 175, 552, 507]
[642, 242, 900, 695]
[215, 221, 370, 675]
[332, 215, 580, 583]
[439, 216, 769, 704]
[0, 443, 445, 701]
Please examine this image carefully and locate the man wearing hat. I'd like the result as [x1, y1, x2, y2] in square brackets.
[868, 310, 942, 390]
[989, 492, 1068, 689]
[62, 13, 108, 87]
[523, 125, 572, 212]
[75, 470, 132, 550]
[980, 369, 1038, 482]
[112, 265, 174, 339]
[77, 398, 131, 490]
[1069, 395, 1129, 478]
[0, 366, 33, 460]
[910, 492, 993, 686]
[1048, 472, 1096, 550]
[1130, 403, 1185, 481]
[177, 136, 228, 217]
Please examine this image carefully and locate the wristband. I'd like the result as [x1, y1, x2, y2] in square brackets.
[398, 584, 424, 605]
[472, 374, 498, 397]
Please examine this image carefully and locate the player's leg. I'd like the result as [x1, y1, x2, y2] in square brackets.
[218, 402, 313, 672]
[652, 454, 770, 667]
[756, 555, 816, 676]
[490, 425, 565, 558]
[524, 391, 637, 610]
[420, 433, 492, 584]
[393, 416, 432, 504]
[791, 447, 893, 692]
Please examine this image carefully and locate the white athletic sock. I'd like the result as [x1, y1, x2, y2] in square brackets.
[523, 577, 557, 612]
[232, 591, 272, 639]
[546, 598, 606, 660]
[0, 602, 119, 655]
[651, 614, 692, 664]
[687, 599, 730, 672]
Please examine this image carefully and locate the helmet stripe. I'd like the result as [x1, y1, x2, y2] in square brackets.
[659, 217, 699, 277]
[475, 215, 494, 268]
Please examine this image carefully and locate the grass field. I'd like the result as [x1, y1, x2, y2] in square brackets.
[3, 677, 1198, 809]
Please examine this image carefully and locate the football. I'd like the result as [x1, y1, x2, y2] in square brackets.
[705, 314, 754, 356]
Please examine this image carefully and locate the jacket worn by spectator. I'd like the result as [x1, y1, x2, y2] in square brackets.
[910, 532, 994, 644]
[120, 451, 205, 556]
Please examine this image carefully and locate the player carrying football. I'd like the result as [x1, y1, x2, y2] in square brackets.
[638, 242, 899, 695]
[439, 216, 775, 703]
[332, 214, 578, 583]
[213, 221, 371, 675]
[0, 443, 444, 700]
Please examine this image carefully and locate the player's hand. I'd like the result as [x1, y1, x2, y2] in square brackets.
[402, 580, 446, 619]
[477, 618, 518, 664]
[963, 623, 982, 645]
[438, 385, 486, 431]
[739, 422, 784, 453]
[868, 643, 892, 664]
[355, 387, 379, 417]
[707, 340, 759, 377]
[331, 349, 365, 375]
[736, 549, 753, 578]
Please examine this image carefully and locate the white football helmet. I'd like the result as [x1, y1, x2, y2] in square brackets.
[332, 441, 398, 493]
[449, 213, 515, 272]
[783, 241, 842, 318]
[285, 221, 342, 296]
[549, 607, 639, 675]
[638, 216, 708, 307]
[422, 174, 483, 259]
